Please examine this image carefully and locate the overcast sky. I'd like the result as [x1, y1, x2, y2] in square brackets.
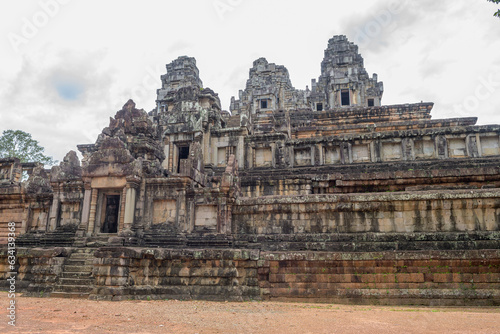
[1, 0, 499, 163]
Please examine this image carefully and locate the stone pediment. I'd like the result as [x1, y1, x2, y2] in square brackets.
[82, 137, 140, 178]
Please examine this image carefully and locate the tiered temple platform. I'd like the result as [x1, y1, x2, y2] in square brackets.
[1, 36, 499, 305]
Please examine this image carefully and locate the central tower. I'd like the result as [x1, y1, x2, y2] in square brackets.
[310, 35, 384, 110]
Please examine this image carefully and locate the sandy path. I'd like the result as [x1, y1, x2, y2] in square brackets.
[1, 293, 499, 333]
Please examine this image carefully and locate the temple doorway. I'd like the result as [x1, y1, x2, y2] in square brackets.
[101, 195, 120, 233]
[177, 146, 189, 173]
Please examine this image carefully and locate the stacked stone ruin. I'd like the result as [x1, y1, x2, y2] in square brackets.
[1, 35, 499, 304]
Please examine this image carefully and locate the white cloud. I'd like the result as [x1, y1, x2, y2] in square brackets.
[0, 47, 118, 161]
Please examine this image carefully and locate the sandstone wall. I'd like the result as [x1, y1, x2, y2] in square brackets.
[0, 247, 68, 294]
[2, 247, 499, 306]
[0, 207, 24, 244]
[258, 250, 500, 306]
[91, 248, 261, 301]
[0, 184, 26, 244]
[233, 190, 500, 237]
[79, 248, 500, 306]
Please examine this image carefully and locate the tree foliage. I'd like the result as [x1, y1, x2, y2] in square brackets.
[488, 0, 500, 17]
[0, 130, 56, 165]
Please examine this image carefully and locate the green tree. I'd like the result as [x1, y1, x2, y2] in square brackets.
[0, 130, 56, 165]
[488, 0, 500, 17]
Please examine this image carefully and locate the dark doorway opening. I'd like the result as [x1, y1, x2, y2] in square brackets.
[341, 90, 350, 106]
[368, 98, 375, 107]
[177, 146, 190, 173]
[260, 100, 268, 109]
[316, 103, 323, 111]
[101, 195, 120, 233]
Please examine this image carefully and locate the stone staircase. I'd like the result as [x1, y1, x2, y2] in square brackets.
[226, 114, 241, 128]
[16, 225, 77, 247]
[85, 235, 111, 247]
[142, 233, 187, 248]
[51, 248, 95, 299]
[186, 233, 232, 248]
[141, 232, 233, 248]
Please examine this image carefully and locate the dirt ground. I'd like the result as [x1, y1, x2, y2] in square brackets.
[1, 293, 500, 333]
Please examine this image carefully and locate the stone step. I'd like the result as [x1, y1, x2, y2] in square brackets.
[72, 248, 98, 255]
[64, 259, 91, 266]
[63, 265, 93, 273]
[44, 241, 74, 246]
[67, 261, 94, 267]
[16, 235, 74, 247]
[144, 243, 185, 248]
[72, 257, 95, 262]
[50, 292, 90, 299]
[70, 251, 96, 257]
[16, 242, 38, 247]
[66, 254, 95, 263]
[144, 239, 185, 245]
[85, 237, 110, 243]
[73, 240, 87, 247]
[143, 236, 187, 247]
[59, 278, 94, 286]
[61, 272, 93, 279]
[143, 238, 185, 242]
[187, 241, 231, 248]
[54, 285, 93, 294]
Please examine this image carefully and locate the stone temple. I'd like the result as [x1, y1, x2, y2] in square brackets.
[1, 35, 499, 305]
